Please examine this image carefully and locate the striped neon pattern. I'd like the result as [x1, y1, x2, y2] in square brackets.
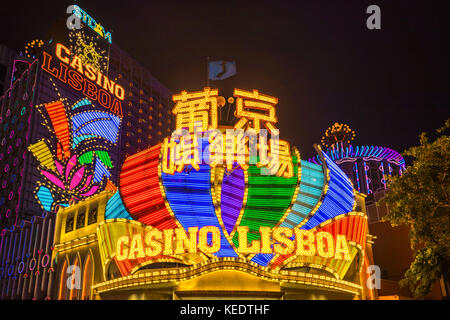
[309, 144, 406, 167]
[72, 111, 121, 144]
[301, 152, 355, 230]
[280, 160, 324, 228]
[44, 101, 71, 159]
[27, 140, 56, 171]
[94, 157, 111, 182]
[220, 167, 245, 235]
[96, 151, 113, 167]
[162, 162, 238, 258]
[72, 98, 92, 110]
[230, 153, 298, 266]
[72, 134, 96, 148]
[120, 144, 178, 229]
[251, 160, 324, 267]
[36, 186, 54, 211]
[105, 191, 133, 220]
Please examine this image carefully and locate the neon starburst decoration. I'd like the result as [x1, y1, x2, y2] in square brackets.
[69, 30, 108, 73]
[321, 123, 355, 149]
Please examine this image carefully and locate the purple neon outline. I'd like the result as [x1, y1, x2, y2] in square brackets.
[220, 167, 245, 235]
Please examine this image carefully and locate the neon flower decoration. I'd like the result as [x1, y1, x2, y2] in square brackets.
[28, 98, 121, 212]
[36, 154, 99, 209]
[102, 88, 365, 279]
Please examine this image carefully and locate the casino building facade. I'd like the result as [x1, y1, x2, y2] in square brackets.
[0, 5, 172, 299]
[41, 87, 375, 300]
[48, 153, 374, 300]
[0, 5, 173, 230]
[0, 5, 383, 300]
[1, 83, 378, 300]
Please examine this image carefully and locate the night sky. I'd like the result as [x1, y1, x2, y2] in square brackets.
[0, 0, 448, 159]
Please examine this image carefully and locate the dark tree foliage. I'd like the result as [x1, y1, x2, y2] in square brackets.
[381, 118, 450, 298]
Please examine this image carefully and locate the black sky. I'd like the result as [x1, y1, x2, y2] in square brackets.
[0, 0, 449, 159]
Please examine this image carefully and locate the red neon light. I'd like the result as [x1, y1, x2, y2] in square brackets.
[44, 101, 71, 160]
[120, 144, 177, 229]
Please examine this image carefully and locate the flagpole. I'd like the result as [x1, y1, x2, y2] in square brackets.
[206, 56, 210, 87]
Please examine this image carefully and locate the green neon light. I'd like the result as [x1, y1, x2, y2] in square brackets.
[232, 153, 299, 245]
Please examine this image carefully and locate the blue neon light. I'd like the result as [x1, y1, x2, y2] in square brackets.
[36, 186, 54, 211]
[309, 144, 405, 167]
[72, 134, 97, 148]
[281, 160, 324, 228]
[72, 98, 92, 110]
[250, 160, 326, 267]
[301, 152, 354, 230]
[161, 138, 237, 258]
[105, 191, 133, 220]
[72, 111, 121, 145]
[93, 157, 111, 182]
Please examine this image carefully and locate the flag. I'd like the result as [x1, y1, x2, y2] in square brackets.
[208, 60, 237, 81]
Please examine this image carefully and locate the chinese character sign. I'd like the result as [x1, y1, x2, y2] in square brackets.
[161, 87, 293, 179]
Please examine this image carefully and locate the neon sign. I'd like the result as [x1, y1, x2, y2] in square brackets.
[114, 226, 352, 261]
[161, 88, 294, 178]
[41, 43, 124, 117]
[93, 87, 368, 281]
[72, 5, 112, 44]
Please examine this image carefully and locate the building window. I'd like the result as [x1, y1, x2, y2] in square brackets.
[76, 211, 85, 229]
[65, 215, 74, 233]
[88, 208, 97, 225]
